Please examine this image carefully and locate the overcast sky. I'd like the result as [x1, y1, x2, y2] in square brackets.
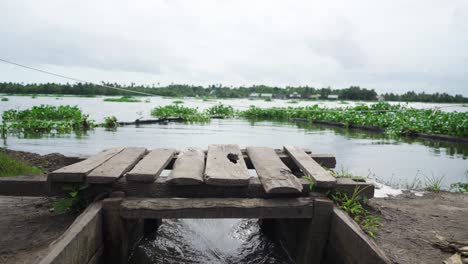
[1, 0, 467, 95]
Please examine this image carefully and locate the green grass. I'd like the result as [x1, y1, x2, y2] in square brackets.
[0, 152, 43, 177]
[330, 166, 366, 182]
[424, 174, 444, 192]
[103, 96, 141, 103]
[329, 187, 381, 239]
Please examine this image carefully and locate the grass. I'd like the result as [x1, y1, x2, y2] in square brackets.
[329, 187, 381, 239]
[424, 174, 444, 192]
[103, 96, 141, 103]
[330, 166, 366, 182]
[0, 152, 43, 177]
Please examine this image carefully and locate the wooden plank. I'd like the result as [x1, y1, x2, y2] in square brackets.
[48, 148, 124, 182]
[126, 148, 175, 182]
[87, 147, 147, 184]
[120, 197, 315, 219]
[246, 147, 303, 194]
[204, 144, 250, 186]
[167, 148, 205, 185]
[284, 145, 337, 188]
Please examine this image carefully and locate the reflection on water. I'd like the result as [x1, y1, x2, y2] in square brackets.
[129, 219, 293, 264]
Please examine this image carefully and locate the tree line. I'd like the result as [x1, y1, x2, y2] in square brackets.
[0, 82, 466, 103]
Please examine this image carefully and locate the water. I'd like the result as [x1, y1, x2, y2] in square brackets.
[129, 219, 293, 264]
[1, 95, 467, 263]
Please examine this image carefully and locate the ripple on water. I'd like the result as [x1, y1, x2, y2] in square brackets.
[129, 219, 294, 264]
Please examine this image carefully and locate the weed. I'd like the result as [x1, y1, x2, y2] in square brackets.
[1, 97, 8, 101]
[424, 174, 444, 192]
[205, 104, 236, 118]
[151, 104, 210, 122]
[264, 98, 272, 102]
[330, 166, 366, 181]
[302, 175, 315, 191]
[287, 100, 299, 104]
[172, 100, 184, 104]
[53, 183, 89, 214]
[329, 187, 381, 239]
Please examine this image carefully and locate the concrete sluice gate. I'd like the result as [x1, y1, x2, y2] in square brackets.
[1, 145, 390, 263]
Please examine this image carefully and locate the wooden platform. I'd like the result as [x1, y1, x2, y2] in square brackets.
[48, 145, 340, 195]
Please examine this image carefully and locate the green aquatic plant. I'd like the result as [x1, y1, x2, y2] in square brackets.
[239, 102, 468, 138]
[1, 97, 8, 101]
[205, 104, 236, 118]
[151, 104, 210, 122]
[2, 105, 95, 134]
[329, 187, 381, 239]
[287, 100, 299, 104]
[172, 100, 184, 104]
[102, 116, 119, 129]
[0, 152, 43, 177]
[264, 98, 272, 102]
[103, 96, 141, 103]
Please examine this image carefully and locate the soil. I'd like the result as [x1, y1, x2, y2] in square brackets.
[0, 148, 82, 173]
[370, 191, 468, 264]
[0, 195, 77, 264]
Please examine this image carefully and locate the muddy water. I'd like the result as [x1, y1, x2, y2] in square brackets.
[1, 95, 467, 263]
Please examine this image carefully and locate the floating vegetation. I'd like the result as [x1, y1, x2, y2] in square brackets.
[103, 96, 141, 103]
[264, 98, 272, 102]
[239, 102, 468, 138]
[1, 97, 8, 101]
[172, 100, 184, 104]
[2, 105, 95, 134]
[151, 105, 210, 122]
[103, 116, 119, 130]
[205, 104, 236, 118]
[287, 100, 299, 104]
[0, 152, 43, 177]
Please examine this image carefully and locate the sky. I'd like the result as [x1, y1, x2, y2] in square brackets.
[0, 0, 467, 95]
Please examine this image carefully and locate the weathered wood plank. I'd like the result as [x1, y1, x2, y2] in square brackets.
[284, 146, 337, 188]
[126, 148, 175, 182]
[120, 197, 315, 219]
[87, 148, 147, 184]
[204, 144, 250, 186]
[246, 147, 303, 194]
[48, 148, 124, 182]
[167, 148, 205, 185]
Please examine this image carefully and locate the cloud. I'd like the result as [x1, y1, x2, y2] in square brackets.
[0, 0, 467, 95]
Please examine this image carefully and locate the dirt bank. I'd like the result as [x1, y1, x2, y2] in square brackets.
[0, 196, 76, 264]
[0, 148, 81, 173]
[370, 191, 468, 264]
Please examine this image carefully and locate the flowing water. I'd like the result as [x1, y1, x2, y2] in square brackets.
[1, 95, 467, 263]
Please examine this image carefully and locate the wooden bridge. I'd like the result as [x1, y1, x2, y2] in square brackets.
[0, 145, 389, 264]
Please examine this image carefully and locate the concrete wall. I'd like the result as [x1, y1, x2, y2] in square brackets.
[324, 207, 391, 264]
[37, 202, 103, 264]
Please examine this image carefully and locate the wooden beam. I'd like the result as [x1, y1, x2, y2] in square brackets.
[167, 148, 205, 185]
[284, 146, 337, 188]
[48, 147, 124, 182]
[246, 147, 303, 194]
[88, 147, 147, 184]
[126, 148, 175, 182]
[120, 197, 315, 219]
[204, 144, 250, 186]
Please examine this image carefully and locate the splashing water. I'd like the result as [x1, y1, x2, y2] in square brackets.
[129, 219, 294, 264]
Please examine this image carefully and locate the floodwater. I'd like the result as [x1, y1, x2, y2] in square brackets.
[1, 95, 467, 263]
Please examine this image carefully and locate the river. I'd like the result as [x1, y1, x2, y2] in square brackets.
[1, 95, 467, 263]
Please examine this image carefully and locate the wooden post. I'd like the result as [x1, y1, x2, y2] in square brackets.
[102, 197, 144, 264]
